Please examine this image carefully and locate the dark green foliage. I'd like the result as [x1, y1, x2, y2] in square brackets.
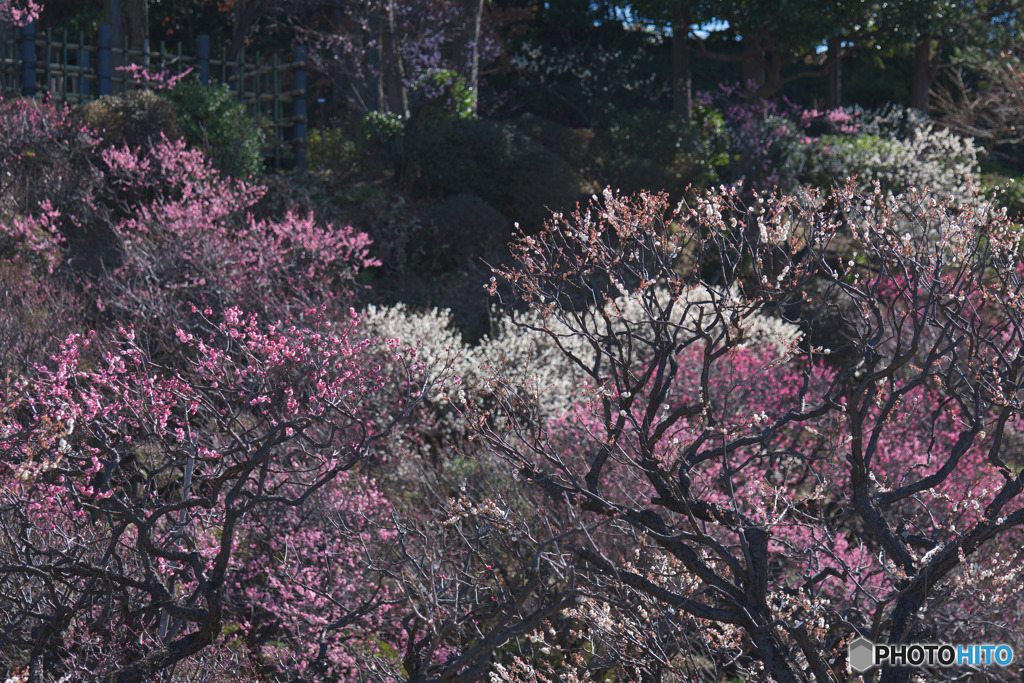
[306, 127, 360, 178]
[603, 156, 679, 196]
[422, 193, 510, 271]
[78, 90, 181, 151]
[360, 110, 407, 172]
[515, 114, 600, 175]
[414, 119, 581, 229]
[165, 80, 266, 179]
[603, 107, 729, 191]
[984, 172, 1024, 222]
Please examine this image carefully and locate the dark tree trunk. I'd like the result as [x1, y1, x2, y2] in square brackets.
[331, 0, 351, 110]
[124, 0, 148, 57]
[910, 37, 933, 113]
[227, 0, 267, 62]
[878, 586, 927, 683]
[368, 3, 382, 111]
[103, 0, 123, 46]
[462, 0, 485, 114]
[825, 36, 842, 108]
[382, 0, 409, 116]
[671, 5, 692, 119]
[749, 616, 812, 683]
[764, 43, 782, 97]
[741, 34, 765, 91]
[742, 29, 782, 97]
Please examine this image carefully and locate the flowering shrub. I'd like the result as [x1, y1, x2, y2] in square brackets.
[0, 99, 384, 373]
[231, 470, 402, 678]
[0, 99, 101, 371]
[0, 256, 84, 374]
[697, 87, 982, 206]
[809, 106, 983, 206]
[0, 201, 64, 273]
[0, 0, 40, 26]
[0, 306, 427, 681]
[696, 83, 857, 192]
[0, 98, 102, 224]
[118, 63, 195, 92]
[360, 304, 464, 374]
[388, 184, 1024, 682]
[95, 137, 378, 356]
[0, 97, 439, 680]
[4, 64, 1024, 681]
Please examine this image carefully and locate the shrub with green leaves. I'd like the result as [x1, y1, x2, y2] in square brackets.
[360, 110, 406, 146]
[411, 68, 476, 122]
[165, 79, 265, 179]
[306, 126, 360, 178]
[359, 110, 407, 171]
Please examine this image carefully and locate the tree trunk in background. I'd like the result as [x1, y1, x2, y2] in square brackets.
[671, 4, 692, 119]
[741, 34, 765, 91]
[103, 0, 122, 46]
[764, 40, 782, 97]
[457, 0, 485, 114]
[910, 37, 933, 113]
[227, 0, 267, 62]
[368, 2, 382, 111]
[468, 0, 484, 114]
[124, 0, 148, 56]
[383, 0, 409, 117]
[825, 36, 842, 108]
[742, 29, 780, 96]
[331, 0, 352, 111]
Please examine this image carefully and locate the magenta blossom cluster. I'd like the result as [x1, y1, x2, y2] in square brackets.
[116, 63, 196, 91]
[0, 301, 427, 679]
[0, 0, 41, 26]
[95, 135, 380, 351]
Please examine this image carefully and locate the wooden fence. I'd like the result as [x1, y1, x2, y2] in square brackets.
[0, 23, 307, 168]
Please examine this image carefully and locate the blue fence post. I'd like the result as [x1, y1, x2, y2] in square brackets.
[20, 21, 35, 96]
[293, 45, 306, 170]
[196, 34, 210, 85]
[98, 24, 112, 96]
[79, 31, 90, 99]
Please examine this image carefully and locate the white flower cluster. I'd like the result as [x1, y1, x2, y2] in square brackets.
[360, 302, 463, 373]
[360, 286, 801, 435]
[603, 285, 803, 354]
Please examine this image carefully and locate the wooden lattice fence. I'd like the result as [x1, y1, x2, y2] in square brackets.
[0, 23, 307, 168]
